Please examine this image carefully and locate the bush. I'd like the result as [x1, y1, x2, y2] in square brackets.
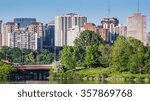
[0, 61, 17, 80]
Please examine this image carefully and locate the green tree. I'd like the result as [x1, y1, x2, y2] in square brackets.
[72, 46, 85, 67]
[11, 48, 21, 63]
[98, 44, 111, 67]
[24, 52, 35, 64]
[61, 46, 76, 70]
[85, 45, 99, 68]
[23, 48, 32, 56]
[144, 46, 150, 73]
[0, 46, 10, 60]
[37, 49, 54, 64]
[111, 36, 132, 72]
[0, 61, 17, 80]
[74, 30, 103, 49]
[127, 37, 146, 74]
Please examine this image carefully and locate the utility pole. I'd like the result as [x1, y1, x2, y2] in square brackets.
[108, 0, 111, 43]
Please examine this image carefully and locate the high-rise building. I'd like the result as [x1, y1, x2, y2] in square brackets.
[127, 13, 147, 45]
[14, 18, 36, 28]
[27, 22, 43, 37]
[114, 24, 127, 38]
[3, 22, 19, 46]
[0, 20, 2, 33]
[10, 30, 39, 50]
[27, 22, 43, 51]
[0, 20, 2, 47]
[55, 13, 87, 46]
[101, 18, 119, 43]
[43, 21, 55, 49]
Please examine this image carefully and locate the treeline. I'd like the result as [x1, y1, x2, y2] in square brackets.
[0, 47, 54, 64]
[61, 30, 150, 74]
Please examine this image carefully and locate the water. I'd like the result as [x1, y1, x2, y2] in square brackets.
[1, 79, 149, 84]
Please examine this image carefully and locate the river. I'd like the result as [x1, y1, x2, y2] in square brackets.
[0, 79, 149, 84]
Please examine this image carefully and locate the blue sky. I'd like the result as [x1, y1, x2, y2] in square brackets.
[0, 0, 150, 31]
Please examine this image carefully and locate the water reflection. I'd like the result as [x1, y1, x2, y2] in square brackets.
[1, 79, 148, 84]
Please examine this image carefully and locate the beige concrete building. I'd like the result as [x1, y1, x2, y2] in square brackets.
[114, 24, 127, 38]
[10, 30, 38, 50]
[27, 22, 43, 37]
[55, 13, 87, 46]
[127, 13, 147, 45]
[3, 22, 19, 46]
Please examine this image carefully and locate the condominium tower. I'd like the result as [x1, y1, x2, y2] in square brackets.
[55, 13, 87, 46]
[10, 30, 38, 50]
[3, 22, 19, 46]
[127, 13, 147, 45]
[101, 18, 119, 43]
[27, 22, 43, 37]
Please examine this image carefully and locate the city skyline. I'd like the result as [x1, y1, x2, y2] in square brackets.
[0, 0, 150, 31]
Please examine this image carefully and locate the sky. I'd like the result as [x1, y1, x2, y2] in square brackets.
[0, 0, 150, 31]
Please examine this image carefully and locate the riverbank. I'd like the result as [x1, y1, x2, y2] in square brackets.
[50, 68, 150, 83]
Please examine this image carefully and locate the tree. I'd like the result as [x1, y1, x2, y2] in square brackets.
[37, 49, 54, 64]
[98, 44, 111, 67]
[0, 61, 17, 80]
[11, 48, 21, 63]
[111, 36, 132, 72]
[0, 46, 10, 60]
[74, 30, 103, 49]
[85, 45, 99, 68]
[61, 46, 76, 70]
[24, 52, 35, 64]
[144, 46, 150, 73]
[72, 46, 85, 67]
[23, 48, 32, 56]
[127, 37, 146, 74]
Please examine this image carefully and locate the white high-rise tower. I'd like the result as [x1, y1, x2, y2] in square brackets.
[55, 13, 87, 47]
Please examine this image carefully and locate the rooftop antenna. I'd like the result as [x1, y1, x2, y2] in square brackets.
[108, 0, 110, 18]
[137, 0, 139, 13]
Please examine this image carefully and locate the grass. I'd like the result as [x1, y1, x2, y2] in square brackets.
[50, 67, 150, 83]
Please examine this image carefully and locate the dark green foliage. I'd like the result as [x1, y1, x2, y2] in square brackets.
[37, 49, 54, 64]
[11, 48, 21, 63]
[0, 46, 10, 60]
[0, 46, 54, 65]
